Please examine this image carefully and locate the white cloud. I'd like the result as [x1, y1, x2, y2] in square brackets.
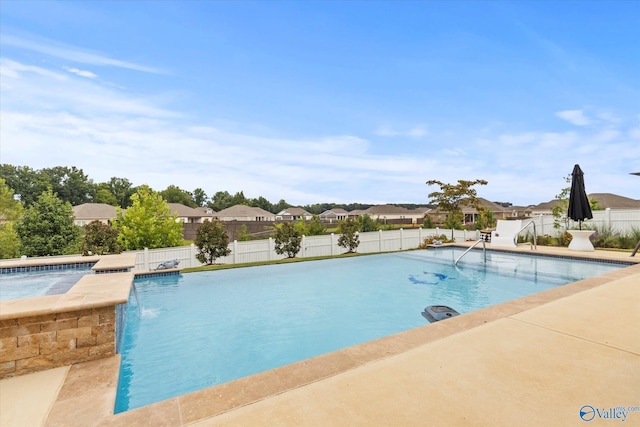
[63, 66, 97, 79]
[1, 56, 639, 206]
[555, 110, 590, 126]
[2, 33, 162, 74]
[375, 125, 428, 138]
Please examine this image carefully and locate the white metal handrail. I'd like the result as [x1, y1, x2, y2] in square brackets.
[455, 238, 486, 266]
[516, 220, 537, 250]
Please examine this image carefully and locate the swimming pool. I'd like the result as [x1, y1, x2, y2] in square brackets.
[115, 248, 624, 412]
[0, 267, 93, 301]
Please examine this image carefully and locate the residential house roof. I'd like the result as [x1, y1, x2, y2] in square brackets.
[72, 203, 117, 221]
[167, 203, 205, 218]
[277, 207, 312, 217]
[195, 207, 216, 217]
[216, 205, 275, 219]
[588, 193, 640, 209]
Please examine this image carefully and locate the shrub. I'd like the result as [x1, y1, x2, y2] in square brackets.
[273, 222, 302, 258]
[337, 217, 360, 253]
[195, 219, 232, 265]
[82, 220, 121, 255]
[418, 234, 454, 249]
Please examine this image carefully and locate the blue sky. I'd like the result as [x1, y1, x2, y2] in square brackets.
[1, 1, 639, 206]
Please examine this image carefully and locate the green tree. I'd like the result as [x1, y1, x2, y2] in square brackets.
[0, 178, 23, 259]
[337, 217, 360, 253]
[237, 224, 251, 241]
[16, 189, 81, 256]
[93, 188, 118, 205]
[209, 191, 234, 211]
[306, 215, 326, 236]
[195, 219, 232, 265]
[160, 185, 196, 207]
[193, 188, 208, 207]
[426, 179, 488, 239]
[113, 185, 184, 250]
[273, 222, 302, 258]
[41, 166, 95, 206]
[103, 177, 136, 208]
[250, 196, 274, 212]
[475, 207, 496, 230]
[422, 215, 434, 228]
[81, 220, 121, 255]
[0, 164, 49, 206]
[356, 214, 379, 232]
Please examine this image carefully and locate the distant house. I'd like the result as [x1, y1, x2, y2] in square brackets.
[216, 205, 276, 221]
[427, 198, 515, 225]
[167, 203, 214, 223]
[319, 208, 350, 223]
[276, 207, 313, 221]
[529, 200, 561, 216]
[588, 193, 640, 209]
[361, 204, 430, 224]
[72, 203, 117, 226]
[529, 193, 640, 217]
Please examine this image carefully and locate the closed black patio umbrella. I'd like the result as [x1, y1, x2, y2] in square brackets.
[567, 164, 593, 230]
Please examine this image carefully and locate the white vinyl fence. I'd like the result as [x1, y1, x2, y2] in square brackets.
[132, 227, 480, 270]
[133, 209, 640, 271]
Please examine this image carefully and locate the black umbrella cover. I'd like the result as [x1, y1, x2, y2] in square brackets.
[568, 164, 593, 229]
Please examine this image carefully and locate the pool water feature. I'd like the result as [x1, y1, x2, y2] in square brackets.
[0, 268, 93, 301]
[115, 248, 624, 413]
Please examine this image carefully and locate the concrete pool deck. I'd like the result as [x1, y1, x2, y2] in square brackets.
[1, 246, 639, 426]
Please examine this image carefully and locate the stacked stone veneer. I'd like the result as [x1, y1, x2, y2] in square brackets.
[0, 305, 118, 379]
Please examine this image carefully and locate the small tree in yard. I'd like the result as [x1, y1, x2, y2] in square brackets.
[356, 214, 379, 232]
[113, 185, 184, 250]
[195, 219, 231, 265]
[426, 179, 488, 239]
[82, 220, 121, 255]
[273, 222, 302, 258]
[337, 217, 360, 253]
[16, 189, 81, 256]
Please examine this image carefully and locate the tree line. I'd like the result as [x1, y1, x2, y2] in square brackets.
[0, 164, 429, 213]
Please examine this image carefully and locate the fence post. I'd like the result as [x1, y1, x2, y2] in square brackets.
[606, 208, 611, 229]
[233, 240, 238, 265]
[143, 247, 149, 271]
[330, 233, 335, 256]
[400, 228, 404, 250]
[268, 237, 273, 261]
[190, 243, 196, 268]
[301, 235, 306, 258]
[419, 227, 423, 246]
[379, 230, 383, 252]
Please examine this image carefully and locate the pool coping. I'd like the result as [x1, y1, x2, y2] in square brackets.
[39, 245, 640, 426]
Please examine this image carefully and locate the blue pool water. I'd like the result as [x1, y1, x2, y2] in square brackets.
[0, 268, 92, 301]
[115, 248, 624, 412]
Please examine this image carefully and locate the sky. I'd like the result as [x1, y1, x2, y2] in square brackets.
[1, 1, 639, 207]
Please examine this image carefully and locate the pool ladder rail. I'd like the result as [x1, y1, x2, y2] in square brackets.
[454, 220, 538, 266]
[455, 239, 486, 266]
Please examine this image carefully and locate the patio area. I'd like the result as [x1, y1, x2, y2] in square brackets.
[1, 246, 639, 426]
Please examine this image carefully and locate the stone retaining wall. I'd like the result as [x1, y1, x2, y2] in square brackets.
[0, 305, 117, 378]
